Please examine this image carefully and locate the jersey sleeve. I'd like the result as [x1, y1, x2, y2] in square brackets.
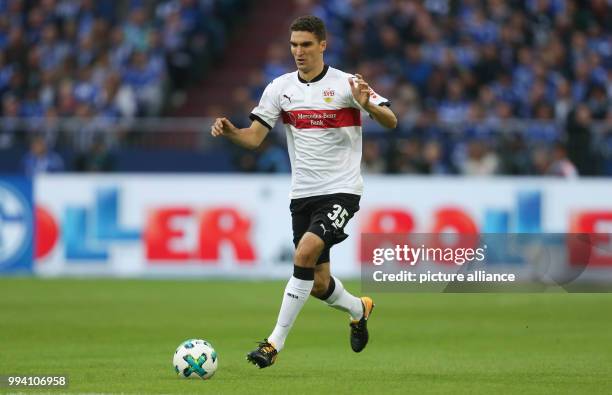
[249, 81, 281, 130]
[347, 74, 391, 112]
[366, 87, 390, 107]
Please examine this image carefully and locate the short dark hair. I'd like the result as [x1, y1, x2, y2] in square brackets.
[290, 15, 326, 42]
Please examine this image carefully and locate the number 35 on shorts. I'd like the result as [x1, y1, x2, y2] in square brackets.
[327, 204, 349, 229]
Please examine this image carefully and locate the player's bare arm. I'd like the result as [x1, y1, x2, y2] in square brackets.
[349, 74, 397, 129]
[210, 118, 269, 150]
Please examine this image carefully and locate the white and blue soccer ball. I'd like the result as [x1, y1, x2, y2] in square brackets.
[173, 339, 218, 379]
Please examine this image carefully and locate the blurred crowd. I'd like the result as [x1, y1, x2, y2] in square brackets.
[0, 0, 246, 172]
[1, 0, 611, 176]
[235, 0, 611, 176]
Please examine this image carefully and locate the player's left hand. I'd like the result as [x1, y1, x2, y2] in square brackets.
[349, 74, 371, 110]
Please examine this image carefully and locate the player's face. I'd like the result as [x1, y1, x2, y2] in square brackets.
[290, 31, 326, 74]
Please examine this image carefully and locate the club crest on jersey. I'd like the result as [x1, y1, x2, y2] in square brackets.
[323, 88, 335, 103]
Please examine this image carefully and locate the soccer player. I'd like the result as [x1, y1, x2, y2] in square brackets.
[211, 15, 397, 368]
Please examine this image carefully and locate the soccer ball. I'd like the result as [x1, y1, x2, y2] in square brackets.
[173, 339, 218, 379]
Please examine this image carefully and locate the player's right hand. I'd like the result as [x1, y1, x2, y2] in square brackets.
[211, 117, 236, 137]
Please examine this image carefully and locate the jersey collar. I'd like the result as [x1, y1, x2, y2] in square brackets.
[297, 64, 329, 84]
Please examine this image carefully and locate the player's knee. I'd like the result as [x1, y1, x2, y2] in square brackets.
[294, 235, 324, 267]
[294, 246, 317, 267]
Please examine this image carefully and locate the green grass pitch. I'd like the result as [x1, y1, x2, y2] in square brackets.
[1, 278, 611, 394]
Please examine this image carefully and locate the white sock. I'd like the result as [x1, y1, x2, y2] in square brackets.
[268, 275, 313, 351]
[324, 276, 363, 321]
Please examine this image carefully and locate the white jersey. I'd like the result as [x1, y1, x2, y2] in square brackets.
[250, 65, 389, 199]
